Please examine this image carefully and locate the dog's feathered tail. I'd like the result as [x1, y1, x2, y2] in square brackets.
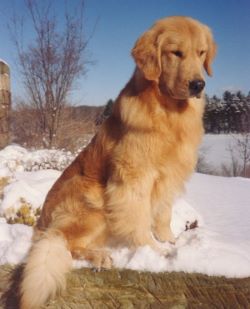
[20, 231, 72, 309]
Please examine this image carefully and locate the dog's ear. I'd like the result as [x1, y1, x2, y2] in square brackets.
[204, 28, 217, 76]
[131, 28, 163, 82]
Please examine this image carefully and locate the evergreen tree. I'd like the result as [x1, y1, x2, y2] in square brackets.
[95, 99, 114, 125]
[204, 91, 250, 134]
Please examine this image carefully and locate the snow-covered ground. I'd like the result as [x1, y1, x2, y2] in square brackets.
[200, 134, 244, 171]
[0, 144, 250, 278]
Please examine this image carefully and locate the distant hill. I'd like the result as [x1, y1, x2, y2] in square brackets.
[71, 105, 105, 121]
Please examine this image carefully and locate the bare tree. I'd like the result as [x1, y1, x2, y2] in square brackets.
[196, 145, 215, 175]
[235, 133, 250, 177]
[222, 141, 242, 177]
[9, 0, 90, 148]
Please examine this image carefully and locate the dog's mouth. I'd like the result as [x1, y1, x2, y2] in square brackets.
[195, 93, 202, 99]
[165, 88, 198, 100]
[161, 86, 203, 100]
[188, 89, 203, 99]
[159, 78, 205, 100]
[191, 92, 203, 99]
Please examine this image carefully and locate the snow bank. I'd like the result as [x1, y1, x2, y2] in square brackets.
[0, 144, 73, 177]
[0, 145, 63, 218]
[0, 218, 32, 265]
[1, 170, 60, 215]
[0, 145, 250, 278]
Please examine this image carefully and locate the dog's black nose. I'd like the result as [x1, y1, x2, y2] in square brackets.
[189, 79, 205, 96]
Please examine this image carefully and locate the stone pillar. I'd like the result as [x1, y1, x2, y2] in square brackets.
[0, 60, 11, 149]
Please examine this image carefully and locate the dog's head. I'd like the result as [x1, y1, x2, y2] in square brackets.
[132, 16, 217, 100]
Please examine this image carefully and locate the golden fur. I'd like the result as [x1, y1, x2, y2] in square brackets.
[20, 16, 216, 308]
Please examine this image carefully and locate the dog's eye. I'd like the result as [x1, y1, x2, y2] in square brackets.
[199, 50, 206, 57]
[172, 50, 183, 58]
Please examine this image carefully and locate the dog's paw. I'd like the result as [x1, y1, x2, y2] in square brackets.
[156, 244, 177, 259]
[91, 251, 113, 271]
[153, 226, 176, 244]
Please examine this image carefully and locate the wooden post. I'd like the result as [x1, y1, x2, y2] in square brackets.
[0, 60, 11, 149]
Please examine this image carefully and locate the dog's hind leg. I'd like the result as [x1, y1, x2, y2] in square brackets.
[50, 199, 112, 269]
[72, 247, 113, 270]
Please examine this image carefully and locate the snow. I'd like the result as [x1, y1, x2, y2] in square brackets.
[0, 144, 250, 278]
[0, 218, 32, 265]
[0, 144, 73, 176]
[1, 170, 60, 214]
[110, 175, 250, 278]
[200, 134, 246, 171]
[200, 134, 233, 168]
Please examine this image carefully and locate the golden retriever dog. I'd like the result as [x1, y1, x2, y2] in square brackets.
[20, 16, 216, 308]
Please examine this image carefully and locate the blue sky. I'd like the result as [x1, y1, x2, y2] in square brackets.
[0, 0, 250, 106]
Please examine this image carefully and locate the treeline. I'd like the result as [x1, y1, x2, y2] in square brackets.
[204, 91, 250, 134]
[11, 90, 250, 151]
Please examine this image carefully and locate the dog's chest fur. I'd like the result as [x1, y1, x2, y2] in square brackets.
[107, 94, 204, 207]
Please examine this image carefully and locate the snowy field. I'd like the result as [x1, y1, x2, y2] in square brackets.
[0, 143, 250, 278]
[200, 134, 244, 171]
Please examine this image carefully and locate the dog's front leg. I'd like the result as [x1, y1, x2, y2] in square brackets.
[105, 173, 159, 250]
[152, 202, 176, 244]
[151, 181, 176, 244]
